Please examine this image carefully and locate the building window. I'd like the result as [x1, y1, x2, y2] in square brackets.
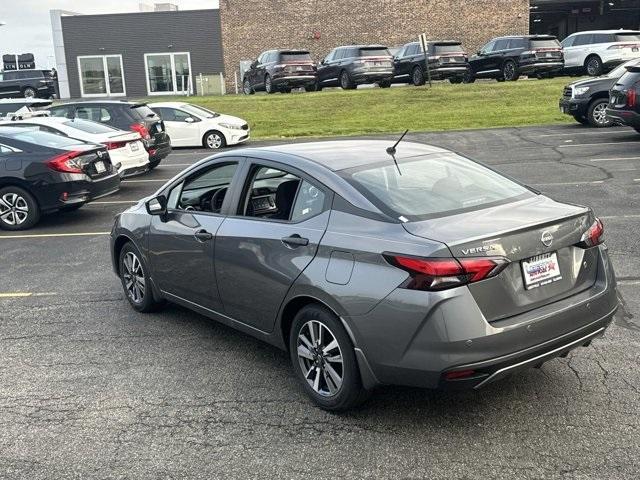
[144, 52, 192, 95]
[77, 55, 125, 97]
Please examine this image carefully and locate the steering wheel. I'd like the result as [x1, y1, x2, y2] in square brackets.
[207, 187, 228, 213]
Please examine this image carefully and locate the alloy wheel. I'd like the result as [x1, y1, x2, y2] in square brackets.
[23, 88, 35, 98]
[206, 133, 223, 149]
[504, 62, 515, 80]
[587, 58, 601, 76]
[413, 67, 423, 86]
[340, 72, 349, 89]
[243, 80, 252, 95]
[265, 76, 273, 93]
[122, 251, 145, 304]
[296, 320, 344, 397]
[0, 192, 29, 226]
[592, 102, 609, 126]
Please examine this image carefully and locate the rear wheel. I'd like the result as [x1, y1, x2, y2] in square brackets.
[148, 158, 162, 170]
[585, 55, 603, 76]
[502, 60, 520, 81]
[22, 87, 36, 98]
[340, 70, 356, 90]
[304, 83, 317, 92]
[463, 70, 476, 84]
[379, 80, 391, 88]
[289, 305, 370, 411]
[243, 78, 254, 95]
[587, 98, 612, 128]
[265, 75, 274, 94]
[119, 242, 163, 313]
[412, 66, 425, 86]
[0, 186, 40, 231]
[203, 130, 226, 150]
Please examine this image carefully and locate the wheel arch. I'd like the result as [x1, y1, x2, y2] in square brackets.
[202, 129, 227, 148]
[0, 178, 41, 207]
[112, 233, 136, 276]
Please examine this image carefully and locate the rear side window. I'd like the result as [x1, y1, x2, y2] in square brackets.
[341, 153, 532, 220]
[508, 38, 527, 49]
[616, 33, 640, 42]
[358, 48, 391, 57]
[531, 39, 561, 49]
[494, 39, 510, 51]
[573, 34, 593, 46]
[291, 181, 326, 222]
[593, 33, 614, 43]
[63, 118, 118, 134]
[618, 71, 640, 87]
[280, 52, 312, 62]
[3, 72, 17, 81]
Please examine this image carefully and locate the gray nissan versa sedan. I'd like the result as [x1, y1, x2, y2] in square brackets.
[110, 140, 618, 410]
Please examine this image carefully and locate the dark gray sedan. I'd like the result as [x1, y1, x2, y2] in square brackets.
[110, 140, 618, 410]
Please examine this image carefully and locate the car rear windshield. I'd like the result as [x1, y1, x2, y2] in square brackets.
[618, 70, 640, 86]
[359, 48, 391, 57]
[7, 129, 91, 149]
[63, 118, 118, 134]
[531, 39, 561, 49]
[280, 52, 312, 62]
[434, 44, 463, 54]
[616, 33, 640, 42]
[609, 59, 640, 77]
[341, 153, 532, 220]
[131, 105, 158, 121]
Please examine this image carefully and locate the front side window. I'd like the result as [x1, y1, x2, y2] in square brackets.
[171, 163, 238, 213]
[494, 39, 510, 51]
[480, 40, 496, 54]
[341, 153, 532, 221]
[561, 36, 576, 48]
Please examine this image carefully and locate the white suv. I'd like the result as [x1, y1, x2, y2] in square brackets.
[561, 30, 640, 76]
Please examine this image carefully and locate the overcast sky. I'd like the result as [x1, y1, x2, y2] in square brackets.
[0, 0, 217, 68]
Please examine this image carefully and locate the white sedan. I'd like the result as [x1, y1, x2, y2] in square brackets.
[148, 102, 250, 150]
[0, 116, 149, 177]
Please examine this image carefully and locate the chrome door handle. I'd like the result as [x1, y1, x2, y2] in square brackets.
[194, 229, 213, 242]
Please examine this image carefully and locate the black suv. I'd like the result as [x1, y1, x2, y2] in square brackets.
[559, 59, 640, 127]
[392, 41, 469, 85]
[606, 64, 640, 133]
[466, 35, 563, 82]
[0, 70, 57, 99]
[317, 45, 394, 90]
[48, 101, 171, 169]
[243, 50, 317, 94]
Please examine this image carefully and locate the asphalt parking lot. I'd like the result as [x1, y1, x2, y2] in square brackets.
[1, 124, 639, 479]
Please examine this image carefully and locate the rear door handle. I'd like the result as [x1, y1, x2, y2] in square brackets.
[281, 234, 309, 248]
[194, 229, 213, 242]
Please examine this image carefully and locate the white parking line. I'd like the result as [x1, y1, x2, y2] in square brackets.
[601, 214, 640, 219]
[0, 232, 110, 239]
[90, 200, 138, 204]
[590, 156, 640, 162]
[157, 163, 193, 167]
[558, 142, 636, 148]
[535, 130, 630, 138]
[532, 180, 605, 186]
[122, 179, 171, 183]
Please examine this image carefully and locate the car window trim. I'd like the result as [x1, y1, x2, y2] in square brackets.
[227, 156, 333, 225]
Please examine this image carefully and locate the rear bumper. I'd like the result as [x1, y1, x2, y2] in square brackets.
[519, 61, 564, 74]
[605, 107, 640, 127]
[148, 135, 172, 164]
[559, 96, 590, 117]
[272, 75, 317, 87]
[429, 66, 468, 79]
[352, 69, 395, 83]
[347, 244, 617, 390]
[36, 170, 121, 213]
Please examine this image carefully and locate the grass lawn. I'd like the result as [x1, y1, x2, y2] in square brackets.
[150, 78, 576, 140]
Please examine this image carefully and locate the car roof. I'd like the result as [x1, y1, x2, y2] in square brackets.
[147, 102, 188, 108]
[232, 140, 450, 172]
[335, 45, 389, 49]
[494, 35, 557, 40]
[53, 100, 145, 106]
[567, 30, 640, 35]
[0, 126, 36, 135]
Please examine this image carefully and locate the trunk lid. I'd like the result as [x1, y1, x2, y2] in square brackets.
[403, 195, 598, 322]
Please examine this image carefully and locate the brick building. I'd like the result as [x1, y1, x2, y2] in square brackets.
[219, 0, 530, 90]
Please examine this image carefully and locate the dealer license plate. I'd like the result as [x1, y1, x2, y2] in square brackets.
[130, 142, 139, 152]
[521, 252, 562, 290]
[94, 161, 106, 173]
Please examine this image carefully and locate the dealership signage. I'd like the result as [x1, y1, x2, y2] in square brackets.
[2, 53, 36, 70]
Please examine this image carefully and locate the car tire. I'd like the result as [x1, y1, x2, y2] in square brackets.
[289, 304, 370, 411]
[587, 98, 613, 128]
[502, 60, 520, 81]
[412, 66, 425, 86]
[119, 242, 163, 313]
[340, 70, 356, 90]
[203, 130, 226, 150]
[0, 185, 40, 231]
[463, 71, 476, 84]
[304, 83, 317, 92]
[281, 87, 292, 94]
[147, 159, 162, 170]
[243, 78, 254, 95]
[379, 80, 391, 88]
[585, 55, 603, 77]
[572, 114, 589, 126]
[265, 75, 275, 94]
[449, 77, 463, 84]
[634, 127, 640, 134]
[22, 87, 36, 98]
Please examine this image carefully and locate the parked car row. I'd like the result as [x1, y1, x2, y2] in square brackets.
[0, 99, 250, 230]
[243, 30, 640, 94]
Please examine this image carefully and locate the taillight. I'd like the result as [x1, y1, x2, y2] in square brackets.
[105, 141, 127, 150]
[130, 122, 150, 140]
[384, 254, 509, 291]
[627, 88, 637, 108]
[46, 151, 85, 174]
[579, 218, 604, 248]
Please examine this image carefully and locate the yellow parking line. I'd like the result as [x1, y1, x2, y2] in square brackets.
[0, 292, 32, 298]
[0, 232, 110, 239]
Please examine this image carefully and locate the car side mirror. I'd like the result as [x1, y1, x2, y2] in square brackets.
[146, 195, 167, 216]
[477, 51, 484, 56]
[184, 117, 195, 123]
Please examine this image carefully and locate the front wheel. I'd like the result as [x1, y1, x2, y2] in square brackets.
[289, 305, 370, 411]
[412, 66, 425, 86]
[265, 75, 275, 94]
[502, 60, 520, 81]
[449, 77, 463, 84]
[242, 78, 254, 95]
[203, 130, 226, 150]
[0, 186, 40, 231]
[119, 242, 163, 313]
[587, 99, 612, 128]
[463, 71, 475, 84]
[340, 70, 356, 90]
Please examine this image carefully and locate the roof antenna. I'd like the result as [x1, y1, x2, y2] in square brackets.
[386, 129, 408, 175]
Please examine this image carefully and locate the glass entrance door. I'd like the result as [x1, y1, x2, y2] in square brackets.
[78, 55, 125, 97]
[145, 52, 192, 95]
